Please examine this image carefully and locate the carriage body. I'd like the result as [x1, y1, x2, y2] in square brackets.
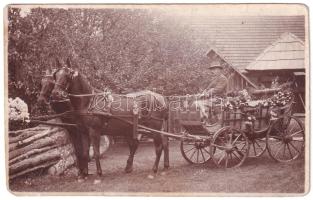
[169, 95, 303, 168]
[172, 98, 294, 136]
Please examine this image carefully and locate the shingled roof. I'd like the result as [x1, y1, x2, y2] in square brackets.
[246, 32, 304, 71]
[188, 15, 305, 72]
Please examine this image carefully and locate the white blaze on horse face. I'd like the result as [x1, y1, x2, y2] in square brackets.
[73, 71, 78, 78]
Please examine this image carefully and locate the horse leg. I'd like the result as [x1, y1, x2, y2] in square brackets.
[68, 128, 84, 175]
[78, 133, 90, 181]
[125, 137, 139, 173]
[89, 128, 102, 177]
[152, 136, 163, 174]
[162, 136, 170, 169]
[160, 121, 169, 169]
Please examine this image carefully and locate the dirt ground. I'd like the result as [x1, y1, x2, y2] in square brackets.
[9, 140, 305, 195]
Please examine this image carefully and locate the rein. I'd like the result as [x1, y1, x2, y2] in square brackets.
[66, 91, 136, 98]
[50, 99, 71, 103]
[67, 92, 106, 97]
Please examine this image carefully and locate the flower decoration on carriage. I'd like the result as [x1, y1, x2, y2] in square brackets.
[223, 90, 250, 111]
[238, 89, 252, 102]
[223, 87, 294, 112]
[8, 97, 30, 122]
[267, 90, 294, 107]
[224, 99, 234, 110]
[261, 90, 294, 107]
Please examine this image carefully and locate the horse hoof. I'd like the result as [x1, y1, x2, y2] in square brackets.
[125, 167, 133, 173]
[77, 178, 85, 183]
[93, 179, 101, 184]
[161, 171, 166, 176]
[147, 174, 154, 179]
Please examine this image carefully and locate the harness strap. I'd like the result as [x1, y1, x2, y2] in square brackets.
[50, 99, 70, 103]
[68, 92, 107, 97]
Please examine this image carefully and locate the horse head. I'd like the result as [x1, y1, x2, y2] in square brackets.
[51, 67, 76, 100]
[37, 75, 55, 106]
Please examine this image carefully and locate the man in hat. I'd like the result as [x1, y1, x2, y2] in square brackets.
[202, 61, 228, 98]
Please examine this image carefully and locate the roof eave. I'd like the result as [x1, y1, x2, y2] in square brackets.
[207, 48, 258, 88]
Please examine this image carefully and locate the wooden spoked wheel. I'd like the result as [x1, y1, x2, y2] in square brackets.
[210, 127, 249, 168]
[180, 136, 211, 164]
[248, 137, 267, 158]
[267, 116, 304, 162]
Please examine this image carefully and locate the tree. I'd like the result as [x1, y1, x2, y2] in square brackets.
[8, 7, 212, 114]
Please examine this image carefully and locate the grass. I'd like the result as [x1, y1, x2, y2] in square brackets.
[9, 140, 305, 195]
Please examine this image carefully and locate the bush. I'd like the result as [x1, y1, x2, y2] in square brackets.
[8, 97, 30, 131]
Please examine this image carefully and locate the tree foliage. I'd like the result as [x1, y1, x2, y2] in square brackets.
[8, 7, 218, 113]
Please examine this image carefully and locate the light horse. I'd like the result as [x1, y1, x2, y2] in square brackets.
[51, 65, 169, 181]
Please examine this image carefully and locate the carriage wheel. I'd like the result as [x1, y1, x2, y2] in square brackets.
[267, 116, 304, 162]
[210, 127, 249, 168]
[248, 137, 267, 158]
[180, 137, 211, 164]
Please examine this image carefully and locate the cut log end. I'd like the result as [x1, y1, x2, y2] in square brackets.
[8, 121, 76, 180]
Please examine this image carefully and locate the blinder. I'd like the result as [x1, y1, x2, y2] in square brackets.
[52, 67, 77, 99]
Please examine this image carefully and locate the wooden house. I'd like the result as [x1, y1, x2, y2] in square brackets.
[245, 32, 305, 112]
[167, 15, 306, 133]
[187, 15, 305, 91]
[205, 47, 258, 91]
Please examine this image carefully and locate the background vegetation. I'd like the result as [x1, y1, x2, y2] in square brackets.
[8, 7, 219, 114]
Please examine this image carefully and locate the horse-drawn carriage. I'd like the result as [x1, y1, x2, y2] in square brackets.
[28, 66, 304, 181]
[170, 90, 304, 168]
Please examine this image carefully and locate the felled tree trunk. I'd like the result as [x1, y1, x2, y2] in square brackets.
[47, 144, 76, 176]
[8, 119, 77, 180]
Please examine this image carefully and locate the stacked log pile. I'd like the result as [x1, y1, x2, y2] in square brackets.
[8, 119, 77, 180]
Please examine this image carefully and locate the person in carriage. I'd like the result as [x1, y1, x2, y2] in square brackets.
[202, 60, 228, 98]
[198, 61, 229, 126]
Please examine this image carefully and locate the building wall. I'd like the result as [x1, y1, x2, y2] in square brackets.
[207, 50, 255, 93]
[246, 70, 305, 113]
[227, 72, 252, 92]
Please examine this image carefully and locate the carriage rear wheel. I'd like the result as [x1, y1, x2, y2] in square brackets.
[180, 133, 211, 164]
[210, 127, 249, 168]
[266, 116, 304, 162]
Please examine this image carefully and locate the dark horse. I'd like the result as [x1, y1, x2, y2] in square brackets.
[51, 66, 169, 181]
[37, 74, 85, 174]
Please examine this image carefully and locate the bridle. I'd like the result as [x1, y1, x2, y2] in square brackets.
[38, 74, 70, 106]
[38, 75, 55, 99]
[52, 67, 75, 98]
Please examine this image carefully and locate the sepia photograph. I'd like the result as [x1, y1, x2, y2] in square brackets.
[4, 4, 308, 195]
